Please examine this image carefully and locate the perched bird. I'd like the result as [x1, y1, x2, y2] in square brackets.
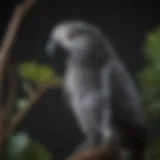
[45, 20, 147, 160]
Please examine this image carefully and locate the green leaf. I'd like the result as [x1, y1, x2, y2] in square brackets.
[19, 140, 52, 160]
[7, 132, 52, 160]
[17, 61, 62, 86]
[22, 83, 33, 93]
[8, 132, 30, 160]
[138, 26, 160, 120]
[18, 62, 39, 81]
[138, 26, 160, 160]
[146, 139, 160, 160]
[16, 99, 29, 109]
[143, 26, 160, 61]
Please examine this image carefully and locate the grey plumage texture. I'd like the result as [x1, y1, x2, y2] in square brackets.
[45, 20, 146, 158]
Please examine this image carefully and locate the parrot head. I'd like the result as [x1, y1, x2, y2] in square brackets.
[45, 20, 106, 61]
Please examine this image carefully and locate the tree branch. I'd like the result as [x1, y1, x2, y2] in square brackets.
[0, 0, 36, 107]
[0, 0, 37, 153]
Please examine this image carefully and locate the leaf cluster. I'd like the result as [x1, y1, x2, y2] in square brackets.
[18, 62, 62, 86]
[138, 26, 160, 160]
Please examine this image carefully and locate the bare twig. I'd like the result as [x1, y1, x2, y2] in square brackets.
[0, 0, 36, 56]
[3, 86, 47, 144]
[0, 0, 37, 153]
[0, 81, 58, 153]
[0, 0, 36, 107]
[6, 80, 61, 134]
[0, 0, 62, 156]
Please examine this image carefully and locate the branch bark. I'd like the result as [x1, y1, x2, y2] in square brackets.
[0, 0, 37, 153]
[0, 0, 36, 107]
[0, 0, 61, 156]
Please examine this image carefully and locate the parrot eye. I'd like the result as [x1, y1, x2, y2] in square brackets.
[68, 29, 84, 40]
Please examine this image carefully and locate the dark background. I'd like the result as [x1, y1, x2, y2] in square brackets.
[0, 0, 159, 159]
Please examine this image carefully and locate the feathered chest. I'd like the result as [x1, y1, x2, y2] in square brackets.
[64, 63, 100, 99]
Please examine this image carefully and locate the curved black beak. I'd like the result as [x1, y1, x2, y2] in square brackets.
[45, 39, 68, 61]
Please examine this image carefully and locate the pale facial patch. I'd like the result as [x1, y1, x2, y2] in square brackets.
[51, 25, 70, 48]
[50, 23, 91, 53]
